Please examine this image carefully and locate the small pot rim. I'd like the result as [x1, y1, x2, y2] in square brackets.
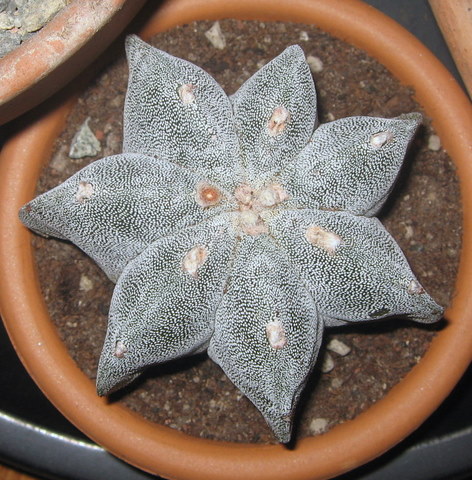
[0, 0, 146, 126]
[1, 1, 471, 479]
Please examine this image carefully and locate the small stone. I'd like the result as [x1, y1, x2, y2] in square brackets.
[309, 418, 328, 435]
[22, 0, 66, 33]
[428, 134, 441, 151]
[327, 338, 351, 356]
[0, 30, 20, 58]
[299, 31, 309, 41]
[69, 118, 101, 159]
[205, 21, 226, 50]
[447, 247, 458, 258]
[306, 55, 323, 73]
[321, 353, 334, 373]
[0, 10, 15, 30]
[79, 274, 93, 292]
[326, 112, 335, 122]
[404, 224, 414, 240]
[104, 131, 121, 155]
[49, 145, 69, 172]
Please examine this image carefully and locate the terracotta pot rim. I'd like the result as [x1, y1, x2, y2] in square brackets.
[1, 1, 471, 479]
[0, 0, 146, 126]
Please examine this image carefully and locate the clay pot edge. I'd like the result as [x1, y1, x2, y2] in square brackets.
[0, 0, 147, 126]
[0, 1, 471, 479]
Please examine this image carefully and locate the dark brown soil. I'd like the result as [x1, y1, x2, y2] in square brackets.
[31, 20, 462, 444]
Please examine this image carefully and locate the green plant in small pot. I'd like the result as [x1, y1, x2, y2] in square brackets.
[19, 35, 443, 443]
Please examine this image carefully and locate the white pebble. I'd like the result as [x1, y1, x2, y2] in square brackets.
[428, 134, 441, 151]
[404, 224, 414, 239]
[327, 338, 351, 356]
[49, 145, 69, 172]
[299, 31, 309, 41]
[309, 418, 329, 435]
[321, 353, 335, 373]
[205, 21, 226, 50]
[306, 55, 323, 73]
[79, 274, 93, 292]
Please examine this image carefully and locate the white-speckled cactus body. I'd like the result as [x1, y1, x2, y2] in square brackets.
[19, 35, 443, 443]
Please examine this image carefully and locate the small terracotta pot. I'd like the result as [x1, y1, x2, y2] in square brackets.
[1, 1, 471, 479]
[0, 0, 146, 126]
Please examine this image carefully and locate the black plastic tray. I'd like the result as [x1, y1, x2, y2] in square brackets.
[1, 1, 471, 479]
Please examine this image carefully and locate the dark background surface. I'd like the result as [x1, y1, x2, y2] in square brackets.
[0, 1, 471, 479]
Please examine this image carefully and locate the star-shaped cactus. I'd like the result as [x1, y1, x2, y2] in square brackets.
[19, 35, 443, 443]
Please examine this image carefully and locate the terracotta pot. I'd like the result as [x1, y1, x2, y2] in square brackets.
[1, 1, 471, 479]
[0, 0, 147, 126]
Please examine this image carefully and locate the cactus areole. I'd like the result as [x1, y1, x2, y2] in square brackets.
[19, 36, 443, 443]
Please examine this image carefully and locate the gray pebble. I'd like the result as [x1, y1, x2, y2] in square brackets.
[321, 352, 335, 373]
[22, 0, 67, 33]
[327, 338, 351, 356]
[306, 54, 323, 73]
[309, 418, 329, 435]
[428, 134, 441, 151]
[69, 118, 101, 159]
[0, 10, 15, 29]
[0, 30, 20, 57]
[0, 0, 66, 57]
[205, 21, 226, 50]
